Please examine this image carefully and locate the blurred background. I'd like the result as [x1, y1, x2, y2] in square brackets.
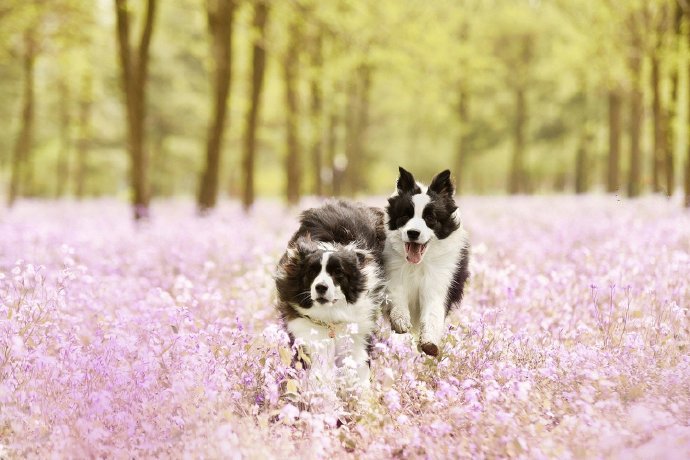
[1, 0, 690, 218]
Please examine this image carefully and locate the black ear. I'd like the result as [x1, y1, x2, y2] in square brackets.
[397, 167, 417, 193]
[288, 235, 314, 261]
[428, 169, 454, 196]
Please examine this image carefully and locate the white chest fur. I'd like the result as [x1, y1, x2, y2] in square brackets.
[287, 295, 377, 386]
[383, 219, 468, 347]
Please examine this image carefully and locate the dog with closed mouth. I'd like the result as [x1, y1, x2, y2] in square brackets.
[384, 167, 470, 356]
[275, 200, 386, 386]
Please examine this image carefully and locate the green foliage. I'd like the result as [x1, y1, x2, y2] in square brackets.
[0, 0, 686, 198]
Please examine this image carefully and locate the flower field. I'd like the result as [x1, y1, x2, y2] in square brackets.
[1, 196, 689, 458]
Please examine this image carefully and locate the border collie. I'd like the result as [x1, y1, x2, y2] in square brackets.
[384, 167, 470, 356]
[275, 200, 386, 386]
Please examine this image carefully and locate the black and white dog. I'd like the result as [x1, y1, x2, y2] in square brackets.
[275, 200, 386, 386]
[384, 167, 470, 356]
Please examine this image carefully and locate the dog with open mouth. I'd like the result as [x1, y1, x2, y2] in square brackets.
[275, 200, 386, 386]
[383, 167, 470, 356]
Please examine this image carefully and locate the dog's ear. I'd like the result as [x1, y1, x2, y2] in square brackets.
[429, 169, 454, 196]
[285, 246, 300, 261]
[397, 167, 417, 194]
[286, 235, 315, 261]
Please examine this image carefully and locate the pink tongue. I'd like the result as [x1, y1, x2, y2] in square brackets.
[405, 242, 424, 264]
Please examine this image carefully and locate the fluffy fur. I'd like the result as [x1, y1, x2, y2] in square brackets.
[275, 200, 386, 386]
[384, 167, 470, 356]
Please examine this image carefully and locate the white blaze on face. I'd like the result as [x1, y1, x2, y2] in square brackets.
[311, 252, 336, 303]
[402, 193, 433, 243]
[401, 193, 433, 264]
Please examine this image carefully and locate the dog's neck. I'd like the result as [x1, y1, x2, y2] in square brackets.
[303, 314, 340, 338]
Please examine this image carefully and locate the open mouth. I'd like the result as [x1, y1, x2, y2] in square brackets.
[404, 242, 428, 264]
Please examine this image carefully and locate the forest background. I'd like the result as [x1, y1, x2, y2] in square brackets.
[2, 0, 690, 218]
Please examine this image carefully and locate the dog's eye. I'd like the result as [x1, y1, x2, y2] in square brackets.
[423, 209, 436, 221]
[396, 216, 409, 227]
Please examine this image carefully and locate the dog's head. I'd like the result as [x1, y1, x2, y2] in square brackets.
[386, 167, 460, 264]
[276, 237, 374, 310]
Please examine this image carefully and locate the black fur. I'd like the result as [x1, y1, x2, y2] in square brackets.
[423, 183, 460, 241]
[275, 238, 368, 318]
[276, 200, 386, 323]
[387, 167, 470, 318]
[386, 194, 414, 231]
[396, 166, 422, 195]
[387, 168, 460, 240]
[290, 200, 386, 268]
[445, 243, 470, 314]
[428, 169, 454, 196]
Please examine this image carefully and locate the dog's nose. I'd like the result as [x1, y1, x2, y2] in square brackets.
[315, 283, 328, 295]
[407, 230, 420, 240]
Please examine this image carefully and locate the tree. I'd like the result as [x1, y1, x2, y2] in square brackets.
[685, 2, 690, 207]
[8, 29, 36, 207]
[575, 126, 592, 194]
[507, 34, 533, 195]
[343, 63, 372, 196]
[55, 76, 71, 197]
[666, 0, 681, 198]
[454, 18, 471, 194]
[309, 28, 324, 197]
[326, 109, 342, 196]
[74, 73, 92, 199]
[607, 88, 622, 193]
[198, 0, 236, 213]
[650, 4, 669, 195]
[284, 15, 301, 205]
[241, 0, 269, 211]
[627, 27, 644, 198]
[114, 0, 158, 220]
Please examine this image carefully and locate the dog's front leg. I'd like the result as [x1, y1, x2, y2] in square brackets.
[387, 284, 412, 334]
[419, 288, 446, 357]
[351, 339, 371, 388]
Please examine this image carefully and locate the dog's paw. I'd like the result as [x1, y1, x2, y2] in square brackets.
[389, 308, 411, 334]
[420, 342, 439, 357]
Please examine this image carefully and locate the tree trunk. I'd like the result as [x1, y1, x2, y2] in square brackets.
[284, 18, 301, 206]
[575, 134, 590, 194]
[75, 73, 92, 199]
[666, 2, 681, 198]
[240, 0, 268, 211]
[508, 86, 526, 194]
[327, 108, 342, 196]
[309, 31, 324, 197]
[198, 0, 236, 213]
[455, 86, 469, 195]
[686, 7, 690, 207]
[56, 77, 71, 197]
[344, 64, 372, 196]
[114, 0, 158, 220]
[8, 30, 36, 208]
[455, 20, 470, 195]
[344, 76, 358, 196]
[686, 154, 690, 208]
[651, 54, 666, 194]
[607, 89, 622, 193]
[508, 35, 531, 195]
[356, 64, 371, 193]
[628, 49, 643, 198]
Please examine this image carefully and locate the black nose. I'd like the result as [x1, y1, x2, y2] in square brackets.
[315, 283, 328, 295]
[407, 230, 420, 240]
